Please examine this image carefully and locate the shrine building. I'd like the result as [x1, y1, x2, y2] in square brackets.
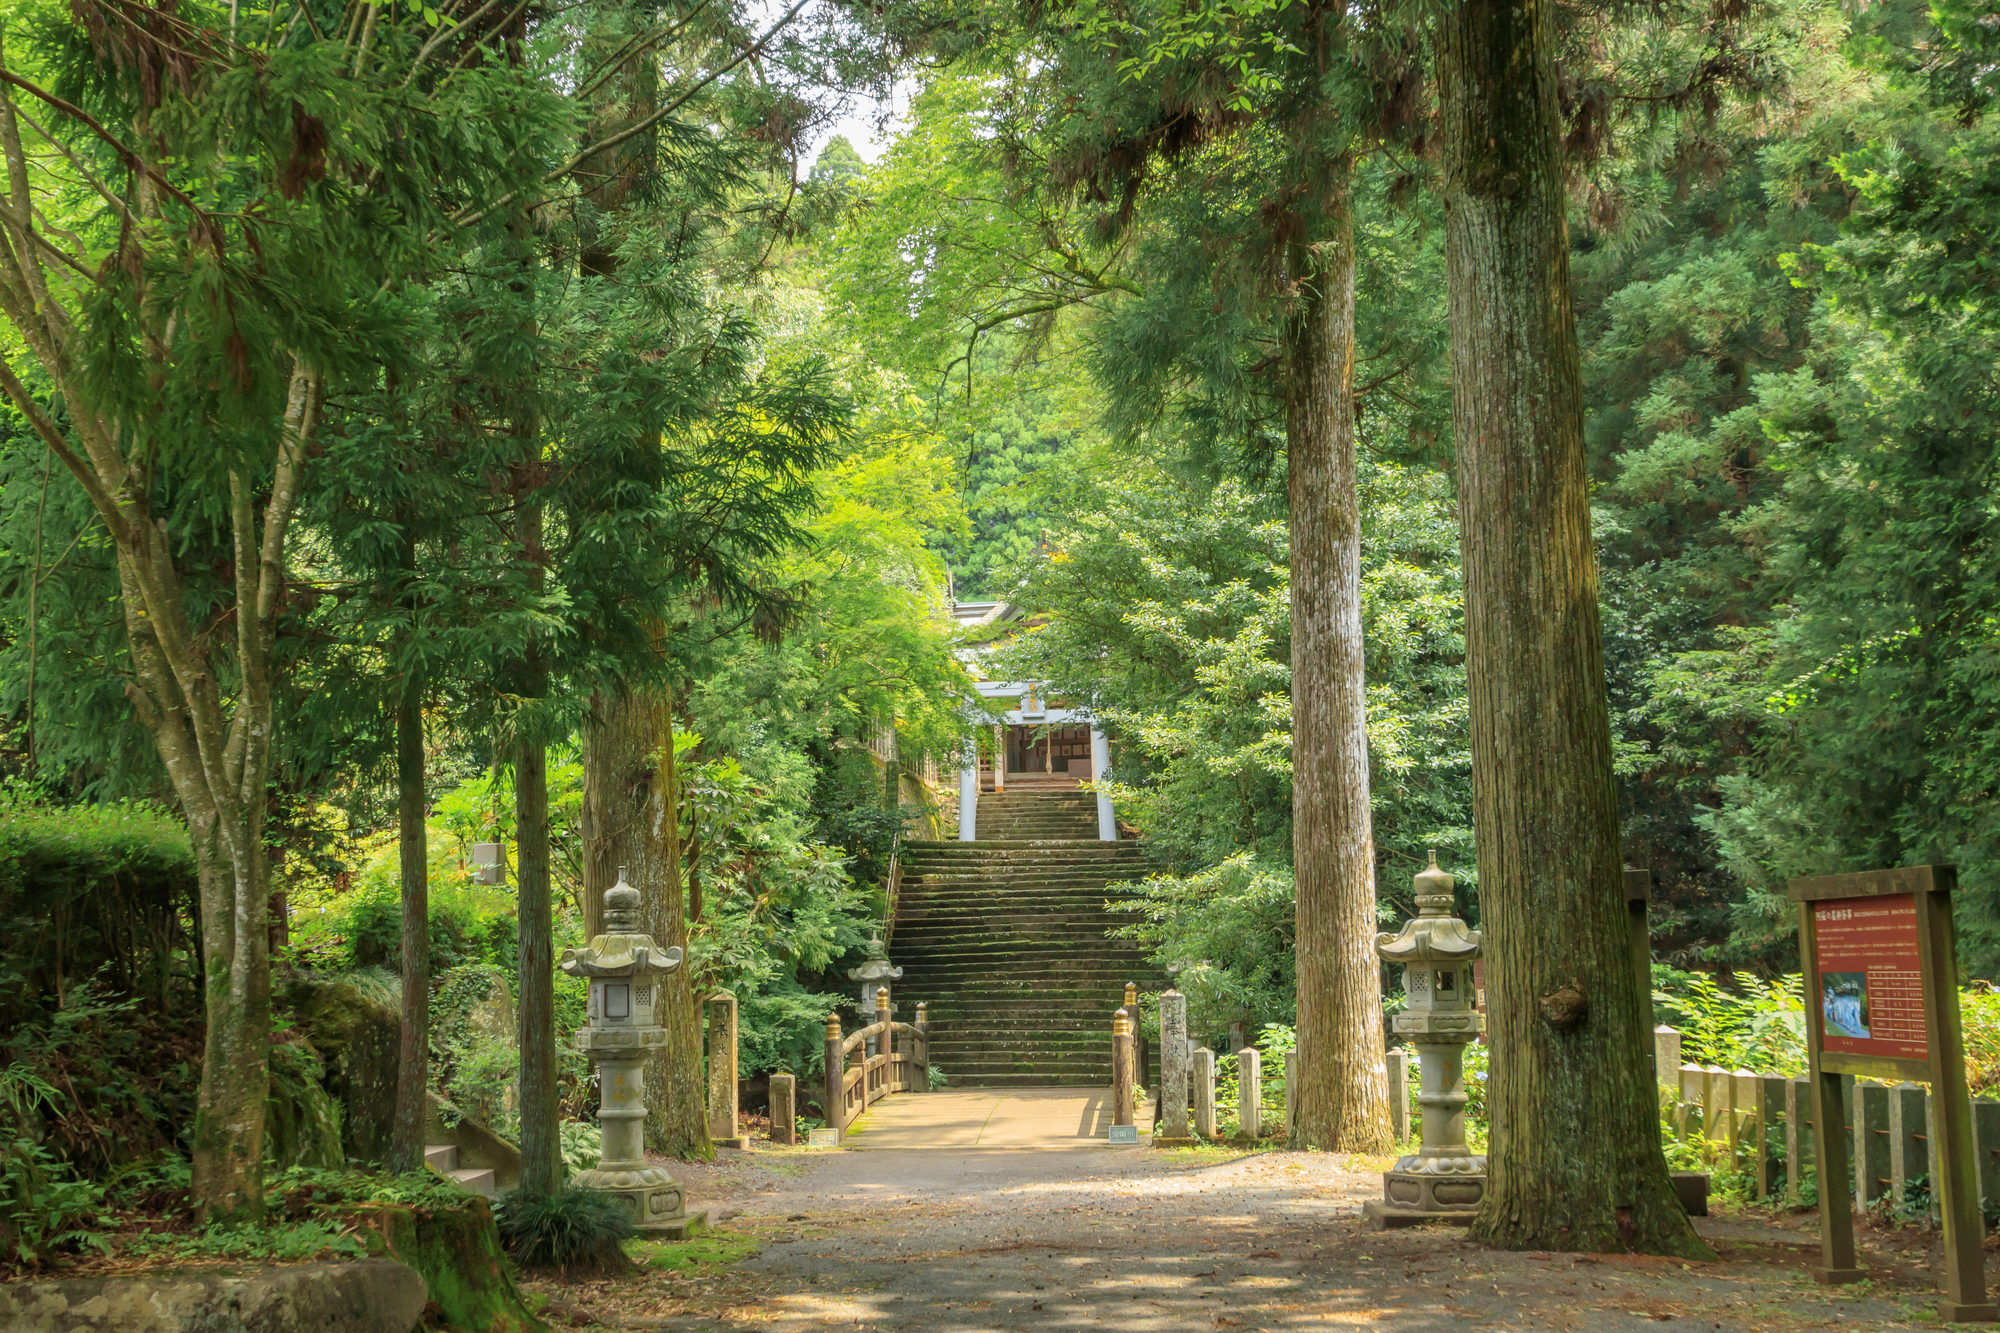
[949, 598, 1117, 842]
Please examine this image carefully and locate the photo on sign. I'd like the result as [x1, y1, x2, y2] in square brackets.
[1822, 971, 1871, 1039]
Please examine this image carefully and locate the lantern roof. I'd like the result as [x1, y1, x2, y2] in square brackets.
[1376, 851, 1483, 964]
[847, 933, 904, 982]
[560, 868, 685, 980]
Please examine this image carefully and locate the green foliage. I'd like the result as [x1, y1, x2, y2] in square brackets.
[560, 1121, 602, 1177]
[1654, 969, 1808, 1076]
[495, 1185, 636, 1276]
[0, 982, 199, 1176]
[0, 1135, 111, 1266]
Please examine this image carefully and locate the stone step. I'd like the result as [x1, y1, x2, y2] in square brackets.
[448, 1167, 496, 1197]
[422, 1146, 496, 1197]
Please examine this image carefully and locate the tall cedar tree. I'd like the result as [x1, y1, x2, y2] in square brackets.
[1438, 0, 1708, 1254]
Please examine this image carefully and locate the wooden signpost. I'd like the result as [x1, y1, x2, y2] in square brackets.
[1789, 864, 1996, 1323]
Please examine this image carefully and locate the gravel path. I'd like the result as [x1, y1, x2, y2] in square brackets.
[524, 1138, 1957, 1332]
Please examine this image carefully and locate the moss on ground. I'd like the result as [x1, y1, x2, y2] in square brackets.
[627, 1228, 761, 1272]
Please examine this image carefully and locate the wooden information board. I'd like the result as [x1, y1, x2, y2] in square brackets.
[1790, 865, 1995, 1322]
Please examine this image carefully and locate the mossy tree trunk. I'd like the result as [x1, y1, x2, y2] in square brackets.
[1286, 181, 1392, 1154]
[1438, 0, 1709, 1255]
[581, 684, 713, 1160]
[392, 661, 429, 1173]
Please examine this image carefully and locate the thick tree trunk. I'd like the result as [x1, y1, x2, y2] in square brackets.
[580, 685, 713, 1160]
[1286, 185, 1391, 1153]
[392, 676, 430, 1172]
[1438, 0, 1707, 1255]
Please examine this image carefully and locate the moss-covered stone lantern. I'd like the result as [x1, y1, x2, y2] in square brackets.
[559, 868, 703, 1236]
[1364, 850, 1488, 1228]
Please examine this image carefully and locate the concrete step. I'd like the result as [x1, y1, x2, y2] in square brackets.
[422, 1145, 495, 1196]
[447, 1167, 496, 1197]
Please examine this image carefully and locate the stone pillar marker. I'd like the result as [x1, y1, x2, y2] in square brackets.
[1124, 983, 1144, 1099]
[1157, 990, 1190, 1143]
[1364, 851, 1486, 1228]
[560, 868, 704, 1237]
[1655, 1026, 1682, 1090]
[1110, 1007, 1137, 1142]
[1236, 1047, 1261, 1140]
[706, 993, 747, 1150]
[1193, 1047, 1217, 1138]
[1385, 1049, 1410, 1141]
[769, 1073, 797, 1146]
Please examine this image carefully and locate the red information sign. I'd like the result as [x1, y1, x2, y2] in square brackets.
[1813, 893, 1928, 1062]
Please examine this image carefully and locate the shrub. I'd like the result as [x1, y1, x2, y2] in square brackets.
[494, 1186, 635, 1276]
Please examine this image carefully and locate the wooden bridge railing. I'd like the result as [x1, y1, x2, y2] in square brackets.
[824, 988, 929, 1137]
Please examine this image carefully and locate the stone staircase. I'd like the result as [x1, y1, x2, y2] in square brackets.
[424, 1143, 496, 1196]
[975, 790, 1099, 839]
[892, 793, 1159, 1087]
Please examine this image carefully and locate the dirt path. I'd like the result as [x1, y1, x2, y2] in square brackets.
[524, 1138, 1960, 1332]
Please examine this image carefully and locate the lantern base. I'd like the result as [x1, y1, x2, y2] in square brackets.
[571, 1162, 703, 1237]
[1363, 1198, 1477, 1229]
[1363, 1166, 1488, 1228]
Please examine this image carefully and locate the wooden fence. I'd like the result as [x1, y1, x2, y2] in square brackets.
[1655, 1025, 2000, 1217]
[823, 991, 929, 1137]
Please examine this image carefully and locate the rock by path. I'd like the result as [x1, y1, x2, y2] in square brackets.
[524, 1141, 1959, 1331]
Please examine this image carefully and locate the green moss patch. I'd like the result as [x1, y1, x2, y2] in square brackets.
[627, 1228, 761, 1271]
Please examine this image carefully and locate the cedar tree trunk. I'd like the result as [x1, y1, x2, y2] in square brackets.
[581, 684, 713, 1159]
[1286, 184, 1391, 1153]
[513, 470, 561, 1197]
[1438, 0, 1709, 1255]
[391, 673, 430, 1171]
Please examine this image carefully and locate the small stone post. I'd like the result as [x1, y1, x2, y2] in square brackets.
[1386, 1049, 1410, 1142]
[1158, 989, 1190, 1143]
[1855, 1081, 1892, 1209]
[1654, 1026, 1682, 1091]
[1731, 1069, 1759, 1165]
[1125, 983, 1143, 1099]
[1236, 1047, 1261, 1140]
[1758, 1075, 1788, 1197]
[1890, 1083, 1928, 1210]
[915, 1002, 930, 1090]
[706, 993, 746, 1149]
[824, 1015, 845, 1139]
[1193, 1047, 1217, 1138]
[1972, 1099, 2000, 1227]
[1111, 1008, 1135, 1136]
[1786, 1076, 1814, 1203]
[1283, 1050, 1298, 1140]
[770, 1073, 797, 1146]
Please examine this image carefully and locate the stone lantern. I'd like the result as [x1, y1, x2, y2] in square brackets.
[847, 933, 903, 1058]
[1364, 850, 1488, 1228]
[559, 868, 702, 1236]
